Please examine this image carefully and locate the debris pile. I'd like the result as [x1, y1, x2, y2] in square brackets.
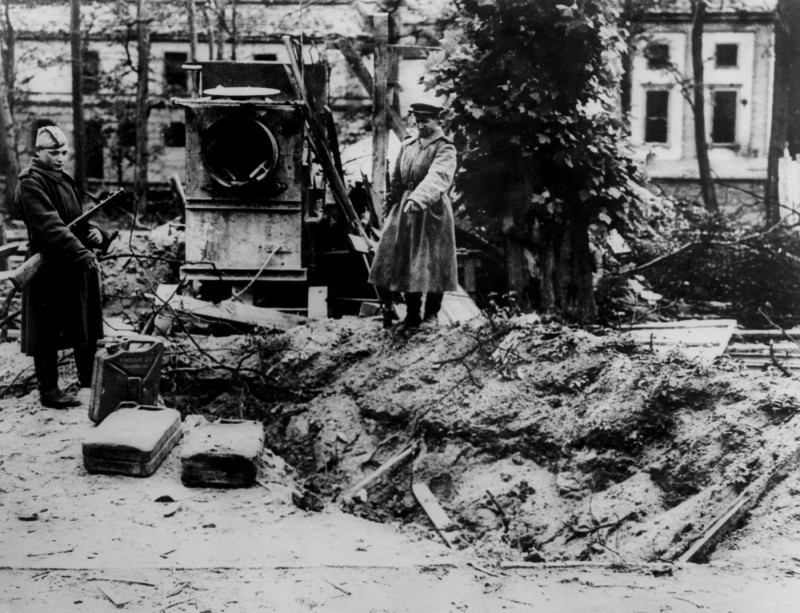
[158, 314, 800, 564]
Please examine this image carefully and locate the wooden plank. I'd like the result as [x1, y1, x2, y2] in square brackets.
[372, 13, 390, 212]
[342, 443, 417, 502]
[677, 444, 800, 563]
[628, 319, 738, 330]
[281, 37, 372, 249]
[626, 319, 737, 362]
[154, 284, 306, 331]
[388, 44, 440, 59]
[412, 482, 456, 548]
[732, 329, 800, 342]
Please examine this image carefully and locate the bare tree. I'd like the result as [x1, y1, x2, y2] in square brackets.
[70, 0, 86, 192]
[690, 0, 718, 211]
[135, 0, 150, 207]
[0, 0, 18, 218]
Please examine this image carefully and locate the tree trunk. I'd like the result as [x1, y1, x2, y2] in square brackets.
[202, 0, 215, 59]
[561, 206, 596, 322]
[187, 0, 198, 95]
[766, 0, 800, 225]
[502, 177, 535, 312]
[70, 0, 86, 193]
[3, 0, 14, 113]
[0, 53, 14, 266]
[230, 0, 237, 61]
[135, 0, 150, 208]
[691, 0, 718, 211]
[0, 0, 18, 220]
[538, 218, 562, 316]
[215, 0, 225, 60]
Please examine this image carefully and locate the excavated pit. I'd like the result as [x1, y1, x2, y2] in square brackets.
[160, 315, 800, 565]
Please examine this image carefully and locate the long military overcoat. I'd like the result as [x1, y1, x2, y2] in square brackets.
[15, 158, 104, 355]
[368, 128, 458, 293]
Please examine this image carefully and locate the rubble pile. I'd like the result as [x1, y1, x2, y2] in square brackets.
[160, 315, 800, 564]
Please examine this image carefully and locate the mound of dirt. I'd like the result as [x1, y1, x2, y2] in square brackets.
[159, 315, 800, 565]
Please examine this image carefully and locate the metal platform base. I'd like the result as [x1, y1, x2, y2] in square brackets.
[180, 265, 308, 283]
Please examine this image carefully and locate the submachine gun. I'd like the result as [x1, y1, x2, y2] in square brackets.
[2, 188, 124, 290]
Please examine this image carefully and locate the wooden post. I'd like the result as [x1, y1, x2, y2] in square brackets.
[372, 13, 389, 213]
[186, 0, 198, 95]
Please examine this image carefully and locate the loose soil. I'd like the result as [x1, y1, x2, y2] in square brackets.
[1, 228, 800, 611]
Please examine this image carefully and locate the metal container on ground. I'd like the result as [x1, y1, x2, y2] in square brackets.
[83, 404, 182, 477]
[89, 339, 164, 424]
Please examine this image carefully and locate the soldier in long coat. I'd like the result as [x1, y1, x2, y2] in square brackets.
[368, 102, 458, 333]
[15, 125, 107, 408]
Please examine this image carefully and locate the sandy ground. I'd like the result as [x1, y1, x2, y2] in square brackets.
[1, 341, 800, 612]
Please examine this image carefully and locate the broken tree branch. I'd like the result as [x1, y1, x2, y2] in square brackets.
[769, 340, 794, 377]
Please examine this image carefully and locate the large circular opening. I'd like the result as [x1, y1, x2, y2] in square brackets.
[200, 116, 280, 188]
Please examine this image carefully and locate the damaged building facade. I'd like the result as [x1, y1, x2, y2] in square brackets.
[0, 0, 447, 196]
[629, 0, 777, 213]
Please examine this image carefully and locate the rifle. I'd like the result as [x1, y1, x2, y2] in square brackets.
[1, 188, 124, 291]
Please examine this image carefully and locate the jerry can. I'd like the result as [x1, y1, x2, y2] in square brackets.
[181, 419, 264, 488]
[83, 403, 182, 477]
[89, 339, 164, 424]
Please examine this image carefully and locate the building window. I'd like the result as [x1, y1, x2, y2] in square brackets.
[711, 90, 737, 144]
[645, 42, 670, 70]
[83, 49, 100, 95]
[644, 90, 670, 144]
[163, 122, 186, 147]
[715, 44, 738, 68]
[86, 119, 104, 179]
[164, 51, 188, 95]
[254, 53, 278, 62]
[118, 119, 137, 148]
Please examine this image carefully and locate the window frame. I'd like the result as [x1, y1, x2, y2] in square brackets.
[164, 51, 189, 95]
[710, 89, 738, 146]
[86, 118, 105, 180]
[82, 49, 101, 95]
[643, 88, 671, 145]
[714, 43, 739, 69]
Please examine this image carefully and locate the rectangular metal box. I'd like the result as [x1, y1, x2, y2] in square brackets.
[181, 419, 264, 487]
[83, 405, 182, 477]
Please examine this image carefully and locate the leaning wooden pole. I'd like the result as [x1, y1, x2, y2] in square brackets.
[134, 0, 150, 208]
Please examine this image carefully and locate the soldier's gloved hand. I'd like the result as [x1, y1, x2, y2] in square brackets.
[403, 199, 424, 214]
[82, 254, 100, 272]
[87, 227, 103, 247]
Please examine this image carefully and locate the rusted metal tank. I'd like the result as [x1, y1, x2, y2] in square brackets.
[172, 62, 331, 310]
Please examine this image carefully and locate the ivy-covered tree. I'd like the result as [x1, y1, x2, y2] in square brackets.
[429, 0, 640, 322]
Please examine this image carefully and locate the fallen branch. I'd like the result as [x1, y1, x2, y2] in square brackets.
[769, 340, 794, 377]
[323, 578, 352, 596]
[485, 489, 510, 533]
[759, 307, 800, 352]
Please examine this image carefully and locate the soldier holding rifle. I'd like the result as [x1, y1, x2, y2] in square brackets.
[14, 125, 110, 408]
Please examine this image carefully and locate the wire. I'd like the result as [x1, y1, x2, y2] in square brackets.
[231, 242, 284, 301]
